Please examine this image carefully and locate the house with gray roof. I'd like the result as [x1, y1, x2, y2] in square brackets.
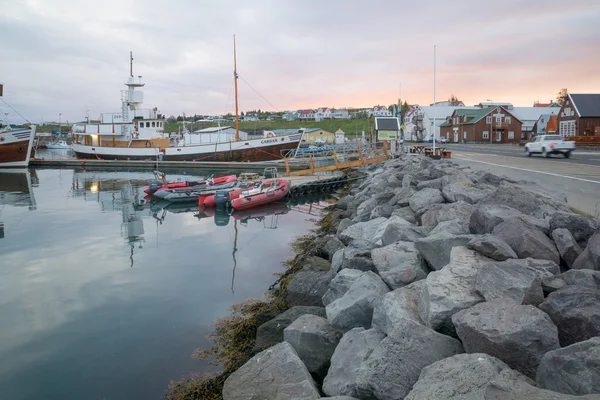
[557, 93, 600, 137]
[440, 106, 522, 144]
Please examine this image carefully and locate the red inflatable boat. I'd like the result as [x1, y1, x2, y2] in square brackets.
[145, 175, 238, 195]
[231, 179, 290, 211]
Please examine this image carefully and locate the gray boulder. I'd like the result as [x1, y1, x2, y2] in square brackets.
[322, 397, 361, 400]
[322, 328, 386, 398]
[336, 218, 353, 238]
[421, 201, 474, 228]
[390, 206, 417, 225]
[356, 197, 379, 219]
[468, 234, 517, 261]
[355, 319, 464, 400]
[552, 228, 582, 268]
[542, 269, 600, 293]
[414, 232, 476, 271]
[322, 269, 364, 306]
[283, 314, 343, 378]
[484, 372, 600, 399]
[254, 306, 326, 353]
[372, 241, 429, 289]
[404, 353, 532, 400]
[573, 232, 600, 271]
[417, 177, 443, 191]
[320, 238, 345, 262]
[331, 247, 375, 273]
[409, 188, 445, 215]
[222, 342, 320, 400]
[475, 261, 544, 305]
[492, 218, 560, 265]
[381, 223, 428, 245]
[428, 219, 469, 236]
[387, 174, 403, 188]
[339, 216, 405, 246]
[472, 171, 503, 186]
[336, 195, 353, 210]
[538, 286, 600, 346]
[388, 187, 414, 207]
[469, 204, 549, 235]
[442, 183, 488, 204]
[536, 337, 600, 396]
[370, 204, 394, 219]
[419, 247, 490, 336]
[402, 174, 413, 188]
[300, 255, 332, 271]
[326, 271, 389, 332]
[284, 269, 335, 307]
[550, 211, 597, 247]
[372, 280, 424, 335]
[452, 299, 560, 378]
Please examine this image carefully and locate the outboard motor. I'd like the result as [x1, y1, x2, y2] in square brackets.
[214, 190, 231, 209]
[147, 179, 163, 194]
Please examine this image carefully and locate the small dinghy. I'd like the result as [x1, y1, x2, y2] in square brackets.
[231, 179, 289, 211]
[198, 180, 263, 208]
[155, 179, 239, 202]
[145, 172, 237, 195]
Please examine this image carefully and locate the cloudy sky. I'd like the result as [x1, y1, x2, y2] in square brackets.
[1, 0, 599, 123]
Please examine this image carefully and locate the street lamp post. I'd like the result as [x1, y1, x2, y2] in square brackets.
[59, 113, 62, 135]
[486, 99, 493, 144]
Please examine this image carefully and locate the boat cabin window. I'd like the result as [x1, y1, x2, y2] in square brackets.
[152, 122, 156, 127]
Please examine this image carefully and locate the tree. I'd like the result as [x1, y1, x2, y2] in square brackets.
[556, 88, 568, 106]
[448, 94, 461, 106]
[401, 101, 410, 118]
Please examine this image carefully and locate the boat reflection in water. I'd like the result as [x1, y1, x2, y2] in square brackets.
[0, 169, 38, 239]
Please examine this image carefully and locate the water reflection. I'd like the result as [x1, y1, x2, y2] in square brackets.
[0, 169, 38, 239]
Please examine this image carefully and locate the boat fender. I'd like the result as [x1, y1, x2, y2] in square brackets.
[133, 131, 140, 139]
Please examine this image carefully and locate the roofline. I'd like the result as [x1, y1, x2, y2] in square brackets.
[568, 93, 581, 118]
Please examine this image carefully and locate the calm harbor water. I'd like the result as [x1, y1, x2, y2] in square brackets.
[0, 168, 324, 400]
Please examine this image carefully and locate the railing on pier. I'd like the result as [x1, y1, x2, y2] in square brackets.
[282, 141, 389, 176]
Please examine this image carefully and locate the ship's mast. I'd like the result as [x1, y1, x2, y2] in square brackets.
[234, 35, 240, 142]
[130, 51, 133, 78]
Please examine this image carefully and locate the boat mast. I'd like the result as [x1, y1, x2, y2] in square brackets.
[234, 35, 240, 142]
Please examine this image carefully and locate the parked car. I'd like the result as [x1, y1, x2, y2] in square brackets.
[524, 135, 575, 158]
[438, 137, 449, 144]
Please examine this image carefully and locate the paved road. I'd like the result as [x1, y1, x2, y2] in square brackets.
[422, 143, 600, 167]
[442, 149, 600, 216]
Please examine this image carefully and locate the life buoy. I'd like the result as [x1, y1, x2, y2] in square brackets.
[266, 131, 275, 138]
[133, 131, 139, 139]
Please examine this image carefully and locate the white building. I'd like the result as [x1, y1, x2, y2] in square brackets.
[185, 126, 249, 144]
[243, 113, 259, 121]
[283, 111, 298, 121]
[298, 109, 315, 121]
[332, 109, 350, 119]
[406, 105, 479, 141]
[370, 105, 392, 117]
[334, 129, 346, 144]
[315, 107, 332, 121]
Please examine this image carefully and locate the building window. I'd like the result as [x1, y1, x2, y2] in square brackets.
[505, 116, 511, 124]
[486, 116, 492, 124]
[482, 131, 489, 139]
[463, 131, 467, 139]
[508, 131, 514, 139]
[496, 116, 502, 124]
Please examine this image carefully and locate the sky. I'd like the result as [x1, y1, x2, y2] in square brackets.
[1, 0, 600, 124]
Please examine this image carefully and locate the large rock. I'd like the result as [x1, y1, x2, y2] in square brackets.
[552, 228, 582, 268]
[468, 234, 517, 261]
[299, 255, 332, 271]
[404, 353, 532, 400]
[492, 218, 560, 265]
[409, 188, 445, 215]
[475, 261, 544, 305]
[222, 342, 320, 400]
[452, 299, 560, 378]
[355, 319, 464, 400]
[339, 216, 406, 246]
[484, 373, 600, 399]
[550, 211, 597, 247]
[326, 271, 389, 332]
[254, 306, 326, 353]
[542, 269, 600, 293]
[442, 183, 488, 204]
[380, 223, 428, 245]
[371, 241, 429, 289]
[573, 232, 600, 271]
[322, 269, 364, 306]
[538, 286, 600, 346]
[388, 187, 414, 208]
[356, 197, 379, 219]
[419, 247, 489, 336]
[371, 280, 424, 335]
[322, 397, 361, 400]
[331, 247, 375, 273]
[469, 204, 549, 235]
[428, 219, 469, 236]
[322, 328, 386, 398]
[336, 218, 353, 238]
[417, 177, 443, 191]
[284, 269, 335, 307]
[320, 237, 345, 262]
[370, 204, 394, 219]
[414, 232, 475, 270]
[421, 201, 474, 228]
[536, 337, 600, 396]
[283, 314, 343, 378]
[390, 206, 417, 225]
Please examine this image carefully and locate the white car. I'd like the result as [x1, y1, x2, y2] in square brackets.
[524, 135, 576, 158]
[438, 137, 449, 144]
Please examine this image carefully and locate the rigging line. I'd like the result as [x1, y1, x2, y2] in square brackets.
[0, 98, 31, 124]
[224, 80, 235, 116]
[238, 75, 280, 112]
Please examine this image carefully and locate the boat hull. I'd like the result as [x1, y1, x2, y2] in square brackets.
[231, 179, 289, 210]
[71, 132, 303, 162]
[0, 127, 36, 167]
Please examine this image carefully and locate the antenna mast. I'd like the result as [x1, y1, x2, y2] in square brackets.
[233, 35, 240, 142]
[130, 51, 133, 78]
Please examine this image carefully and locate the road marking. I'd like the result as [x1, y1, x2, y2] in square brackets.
[453, 156, 600, 184]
